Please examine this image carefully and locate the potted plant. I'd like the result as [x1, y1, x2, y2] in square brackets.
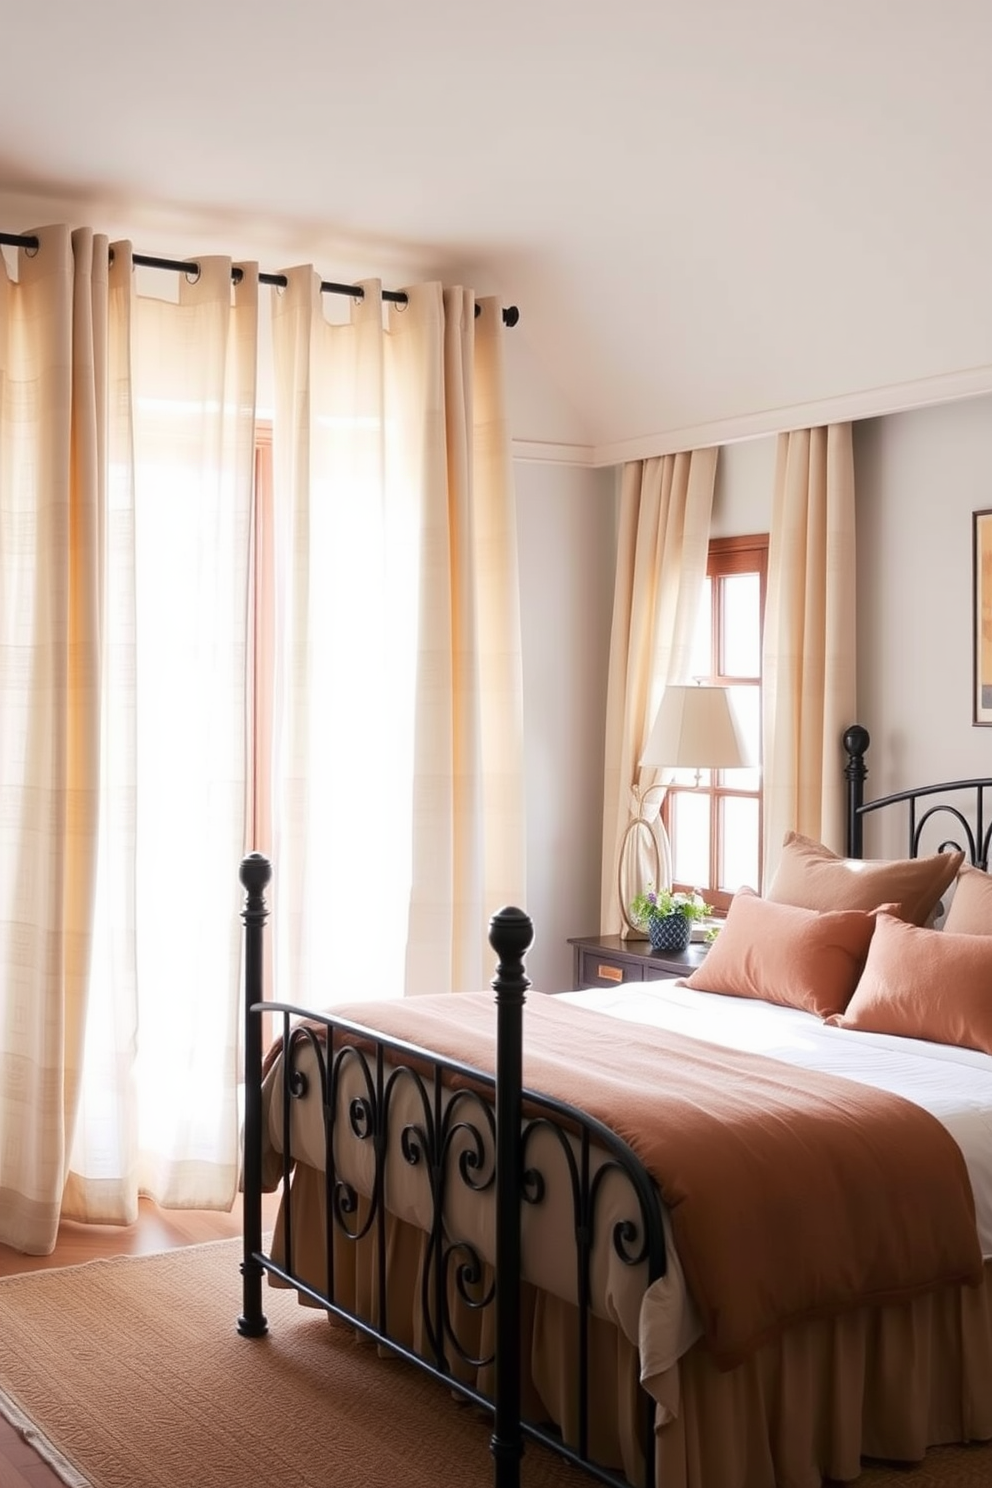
[629, 884, 712, 952]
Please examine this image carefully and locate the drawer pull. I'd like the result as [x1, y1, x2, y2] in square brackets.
[597, 963, 624, 984]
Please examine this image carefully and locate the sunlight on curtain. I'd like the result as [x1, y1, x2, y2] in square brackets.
[401, 286, 526, 994]
[63, 250, 259, 1221]
[270, 276, 523, 1003]
[761, 424, 856, 886]
[1, 239, 520, 1246]
[600, 451, 717, 938]
[270, 273, 412, 1005]
[0, 227, 106, 1253]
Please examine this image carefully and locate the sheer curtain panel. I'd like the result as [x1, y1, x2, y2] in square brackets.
[270, 276, 524, 1002]
[59, 250, 259, 1225]
[761, 423, 857, 885]
[600, 450, 717, 937]
[0, 227, 107, 1253]
[0, 232, 517, 1251]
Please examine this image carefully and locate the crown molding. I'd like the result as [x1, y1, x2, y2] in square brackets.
[590, 362, 992, 468]
[510, 439, 596, 466]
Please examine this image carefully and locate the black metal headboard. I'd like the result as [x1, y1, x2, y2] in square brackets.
[844, 724, 992, 869]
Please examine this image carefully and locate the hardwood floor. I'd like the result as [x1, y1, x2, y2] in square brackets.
[0, 1194, 280, 1487]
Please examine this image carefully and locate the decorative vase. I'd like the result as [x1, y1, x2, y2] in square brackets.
[647, 911, 691, 953]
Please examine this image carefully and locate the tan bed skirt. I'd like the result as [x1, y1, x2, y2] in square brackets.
[269, 1165, 992, 1488]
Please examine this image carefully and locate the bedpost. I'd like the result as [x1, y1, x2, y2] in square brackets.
[237, 851, 272, 1339]
[844, 725, 870, 858]
[488, 905, 534, 1488]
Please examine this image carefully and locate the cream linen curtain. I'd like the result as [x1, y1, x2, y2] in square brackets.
[270, 276, 524, 1002]
[61, 249, 259, 1225]
[0, 227, 106, 1252]
[600, 450, 717, 937]
[0, 230, 258, 1251]
[761, 424, 857, 886]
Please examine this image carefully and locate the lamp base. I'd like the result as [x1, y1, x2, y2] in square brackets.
[616, 797, 670, 937]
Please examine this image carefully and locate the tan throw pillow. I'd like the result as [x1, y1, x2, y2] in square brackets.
[943, 862, 992, 936]
[830, 912, 992, 1056]
[766, 831, 963, 928]
[683, 888, 883, 1019]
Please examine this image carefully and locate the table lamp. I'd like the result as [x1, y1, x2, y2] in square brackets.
[618, 683, 751, 935]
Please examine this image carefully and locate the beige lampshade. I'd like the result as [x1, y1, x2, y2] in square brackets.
[641, 684, 752, 771]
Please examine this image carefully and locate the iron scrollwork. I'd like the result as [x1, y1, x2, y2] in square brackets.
[248, 971, 666, 1488]
[272, 1019, 665, 1485]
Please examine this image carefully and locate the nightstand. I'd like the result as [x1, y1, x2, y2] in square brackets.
[567, 934, 709, 991]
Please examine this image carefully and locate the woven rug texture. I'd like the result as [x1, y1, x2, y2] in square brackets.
[0, 1239, 581, 1488]
[0, 1239, 991, 1488]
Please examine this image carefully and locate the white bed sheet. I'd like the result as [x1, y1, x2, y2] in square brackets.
[559, 977, 992, 1379]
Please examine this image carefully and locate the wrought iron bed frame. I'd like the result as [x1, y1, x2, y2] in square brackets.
[844, 723, 992, 867]
[238, 724, 992, 1488]
[237, 851, 667, 1488]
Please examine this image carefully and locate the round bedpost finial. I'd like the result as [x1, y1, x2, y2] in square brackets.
[843, 724, 870, 763]
[240, 851, 272, 901]
[489, 906, 533, 1000]
[842, 725, 870, 858]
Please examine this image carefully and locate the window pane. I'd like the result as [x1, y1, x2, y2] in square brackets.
[721, 573, 761, 677]
[672, 791, 710, 889]
[689, 579, 711, 680]
[721, 685, 760, 790]
[661, 535, 767, 903]
[721, 795, 759, 893]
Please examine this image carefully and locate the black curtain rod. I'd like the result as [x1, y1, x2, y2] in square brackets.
[0, 231, 520, 327]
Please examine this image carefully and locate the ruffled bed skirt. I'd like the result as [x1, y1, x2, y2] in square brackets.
[269, 1166, 992, 1488]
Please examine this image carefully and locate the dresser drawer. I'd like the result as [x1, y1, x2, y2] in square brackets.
[574, 947, 644, 989]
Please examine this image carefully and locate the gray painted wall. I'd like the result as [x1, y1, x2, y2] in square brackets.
[514, 460, 616, 991]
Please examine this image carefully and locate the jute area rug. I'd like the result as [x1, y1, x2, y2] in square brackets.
[0, 1239, 581, 1488]
[0, 1241, 991, 1488]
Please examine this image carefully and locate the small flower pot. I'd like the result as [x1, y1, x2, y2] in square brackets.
[647, 911, 691, 953]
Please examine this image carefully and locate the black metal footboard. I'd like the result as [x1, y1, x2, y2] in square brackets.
[237, 853, 667, 1488]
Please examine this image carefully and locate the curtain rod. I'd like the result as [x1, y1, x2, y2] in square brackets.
[0, 231, 520, 327]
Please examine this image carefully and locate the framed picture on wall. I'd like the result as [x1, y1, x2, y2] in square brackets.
[974, 509, 992, 725]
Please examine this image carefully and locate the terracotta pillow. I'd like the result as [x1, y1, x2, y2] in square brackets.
[831, 912, 992, 1056]
[943, 862, 992, 936]
[683, 888, 883, 1019]
[766, 831, 963, 928]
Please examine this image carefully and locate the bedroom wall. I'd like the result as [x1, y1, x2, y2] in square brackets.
[712, 436, 775, 537]
[854, 394, 992, 857]
[515, 459, 617, 991]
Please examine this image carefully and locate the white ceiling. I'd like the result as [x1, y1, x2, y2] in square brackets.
[3, 0, 991, 461]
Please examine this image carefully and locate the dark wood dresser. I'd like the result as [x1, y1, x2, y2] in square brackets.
[567, 934, 709, 991]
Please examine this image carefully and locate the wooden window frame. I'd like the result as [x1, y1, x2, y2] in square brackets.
[664, 534, 768, 915]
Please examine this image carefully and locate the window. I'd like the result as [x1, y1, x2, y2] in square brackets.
[663, 535, 767, 914]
